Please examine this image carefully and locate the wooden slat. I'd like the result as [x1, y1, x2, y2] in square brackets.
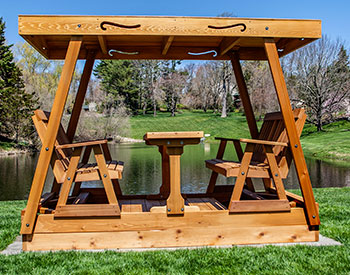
[144, 131, 203, 140]
[35, 207, 308, 233]
[229, 200, 290, 213]
[219, 37, 240, 56]
[25, 224, 317, 251]
[97, 35, 108, 55]
[19, 16, 322, 39]
[162, 36, 174, 55]
[264, 39, 319, 226]
[240, 138, 288, 147]
[21, 36, 82, 234]
[56, 139, 108, 149]
[55, 204, 120, 217]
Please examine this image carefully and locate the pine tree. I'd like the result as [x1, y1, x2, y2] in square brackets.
[0, 17, 36, 143]
[94, 60, 139, 113]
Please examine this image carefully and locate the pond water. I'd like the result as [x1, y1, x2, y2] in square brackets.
[0, 142, 349, 201]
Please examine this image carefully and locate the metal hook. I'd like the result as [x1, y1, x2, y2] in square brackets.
[108, 49, 139, 56]
[188, 50, 217, 57]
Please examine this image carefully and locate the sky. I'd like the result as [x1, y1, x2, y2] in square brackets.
[1, 0, 350, 46]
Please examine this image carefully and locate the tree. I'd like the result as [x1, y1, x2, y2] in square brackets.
[0, 18, 37, 143]
[94, 60, 139, 114]
[244, 61, 278, 119]
[283, 36, 350, 131]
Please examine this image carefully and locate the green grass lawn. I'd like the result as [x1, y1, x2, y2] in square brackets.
[130, 110, 253, 142]
[301, 120, 350, 163]
[1, 188, 349, 274]
[130, 110, 350, 162]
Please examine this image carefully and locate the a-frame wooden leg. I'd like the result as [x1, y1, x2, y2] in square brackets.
[229, 52, 257, 193]
[21, 36, 82, 234]
[57, 148, 82, 206]
[206, 140, 227, 194]
[66, 50, 96, 142]
[264, 145, 287, 200]
[93, 145, 120, 212]
[229, 143, 254, 209]
[101, 143, 122, 196]
[264, 38, 320, 226]
[230, 52, 259, 139]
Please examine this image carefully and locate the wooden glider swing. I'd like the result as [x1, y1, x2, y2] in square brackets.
[19, 15, 321, 251]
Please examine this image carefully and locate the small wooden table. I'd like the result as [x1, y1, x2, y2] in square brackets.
[144, 131, 204, 215]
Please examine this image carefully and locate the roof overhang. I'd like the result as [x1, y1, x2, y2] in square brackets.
[18, 15, 322, 60]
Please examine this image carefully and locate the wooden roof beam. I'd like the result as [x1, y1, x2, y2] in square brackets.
[277, 38, 315, 57]
[162, 36, 174, 55]
[219, 37, 240, 56]
[98, 35, 108, 55]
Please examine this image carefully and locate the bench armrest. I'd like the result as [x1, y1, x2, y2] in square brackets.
[56, 139, 108, 149]
[239, 138, 288, 147]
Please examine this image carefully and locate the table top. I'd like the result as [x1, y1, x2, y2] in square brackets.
[143, 131, 204, 140]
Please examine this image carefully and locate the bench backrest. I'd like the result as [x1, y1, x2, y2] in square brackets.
[252, 108, 306, 175]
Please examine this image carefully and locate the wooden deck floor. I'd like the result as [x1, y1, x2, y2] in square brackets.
[119, 197, 227, 212]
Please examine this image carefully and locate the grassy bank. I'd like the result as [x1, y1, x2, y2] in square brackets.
[301, 120, 350, 163]
[130, 110, 252, 142]
[1, 188, 349, 274]
[130, 111, 350, 162]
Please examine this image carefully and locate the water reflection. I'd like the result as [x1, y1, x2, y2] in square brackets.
[0, 142, 349, 200]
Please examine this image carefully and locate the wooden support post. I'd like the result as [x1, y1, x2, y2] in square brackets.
[21, 36, 82, 234]
[229, 52, 259, 139]
[162, 36, 174, 55]
[93, 145, 119, 209]
[264, 145, 287, 200]
[57, 148, 82, 206]
[206, 140, 227, 194]
[229, 143, 254, 208]
[158, 146, 170, 198]
[219, 37, 240, 56]
[264, 38, 320, 226]
[166, 147, 185, 215]
[66, 50, 96, 142]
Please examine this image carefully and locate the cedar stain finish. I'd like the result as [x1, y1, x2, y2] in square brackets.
[19, 15, 321, 251]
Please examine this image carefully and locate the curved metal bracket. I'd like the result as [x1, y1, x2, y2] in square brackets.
[188, 50, 217, 57]
[100, 21, 141, 30]
[208, 23, 247, 32]
[108, 49, 139, 56]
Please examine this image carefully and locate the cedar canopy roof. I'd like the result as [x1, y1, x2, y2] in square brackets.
[18, 15, 321, 61]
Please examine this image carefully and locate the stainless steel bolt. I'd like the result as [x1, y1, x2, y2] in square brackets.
[77, 24, 81, 28]
[67, 177, 71, 181]
[168, 208, 171, 212]
[295, 144, 298, 148]
[181, 208, 184, 211]
[26, 223, 29, 227]
[312, 215, 316, 218]
[241, 172, 245, 175]
[265, 26, 269, 30]
[275, 173, 278, 177]
[45, 147, 49, 151]
[104, 174, 107, 178]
